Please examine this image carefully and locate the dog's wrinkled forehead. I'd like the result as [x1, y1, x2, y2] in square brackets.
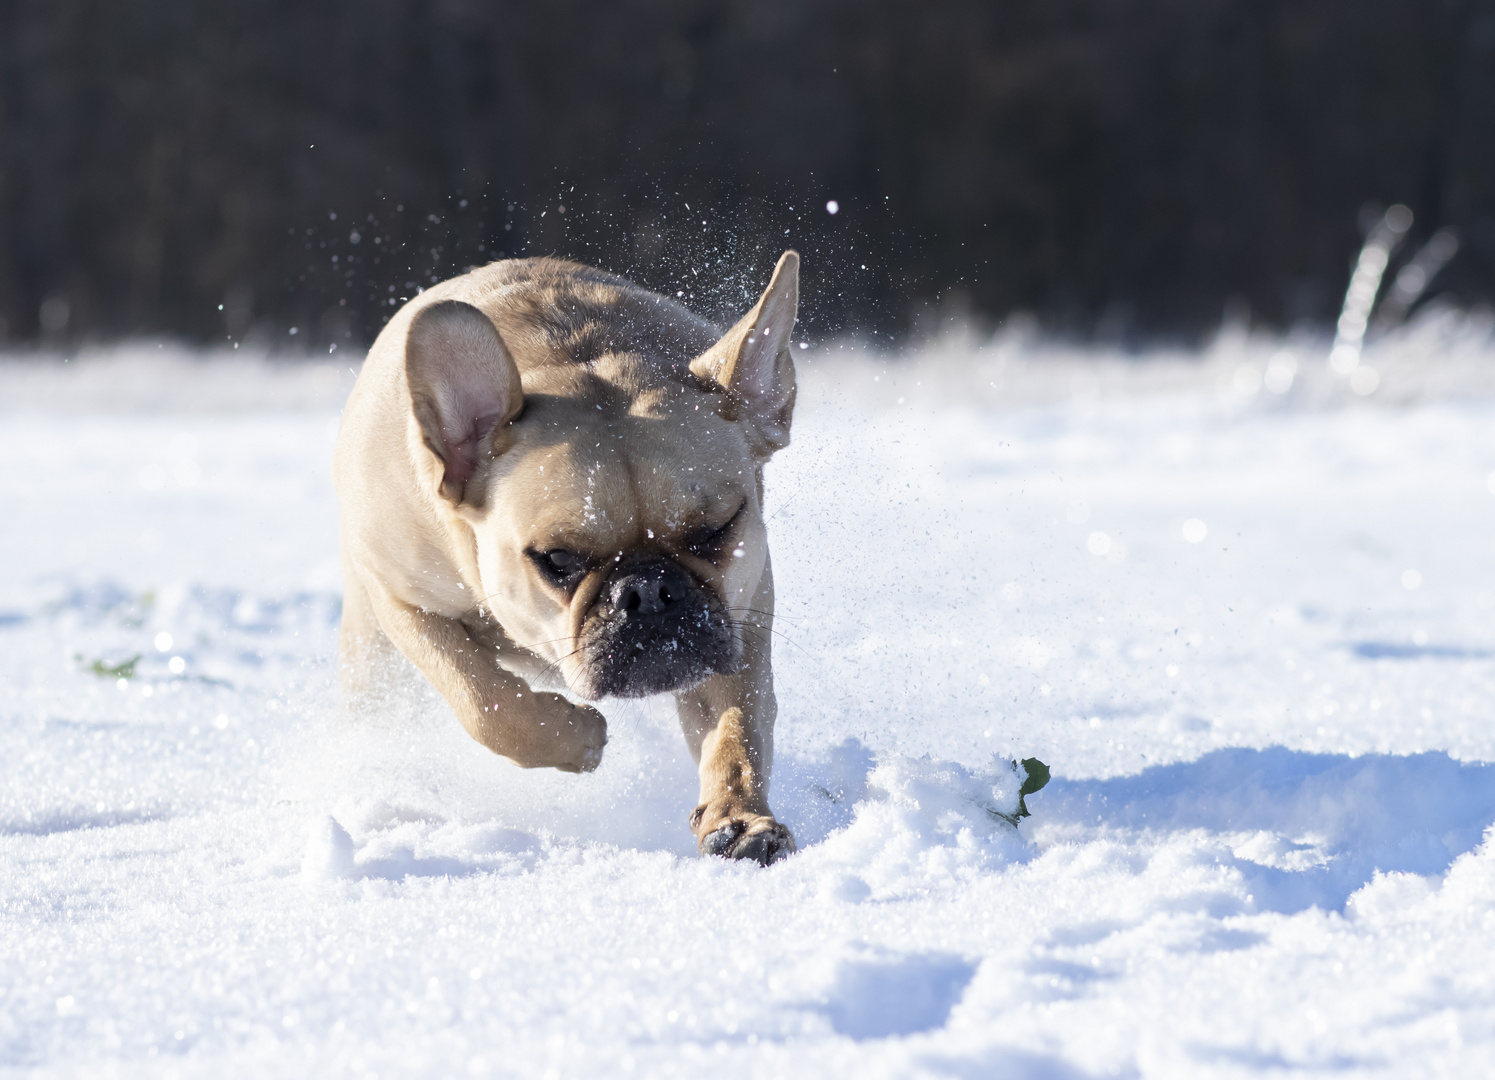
[492, 377, 752, 548]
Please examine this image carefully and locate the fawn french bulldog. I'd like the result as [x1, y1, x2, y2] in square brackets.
[333, 253, 801, 864]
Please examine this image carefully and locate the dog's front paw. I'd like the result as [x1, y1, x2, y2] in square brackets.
[690, 805, 796, 866]
[534, 694, 607, 773]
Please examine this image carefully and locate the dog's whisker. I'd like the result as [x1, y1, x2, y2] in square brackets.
[725, 605, 810, 625]
[734, 621, 813, 660]
[534, 644, 589, 694]
[765, 478, 809, 522]
[507, 634, 577, 654]
[726, 607, 795, 638]
[537, 642, 585, 676]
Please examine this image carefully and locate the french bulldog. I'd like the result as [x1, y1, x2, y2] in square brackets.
[332, 252, 801, 865]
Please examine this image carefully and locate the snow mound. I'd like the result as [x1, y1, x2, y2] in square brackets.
[282, 719, 1038, 895]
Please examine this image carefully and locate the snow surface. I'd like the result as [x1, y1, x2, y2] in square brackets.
[5, 323, 1495, 1078]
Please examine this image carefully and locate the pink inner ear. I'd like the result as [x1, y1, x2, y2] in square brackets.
[440, 410, 504, 491]
[406, 298, 522, 500]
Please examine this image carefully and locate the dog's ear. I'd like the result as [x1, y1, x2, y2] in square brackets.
[690, 250, 799, 457]
[405, 300, 524, 503]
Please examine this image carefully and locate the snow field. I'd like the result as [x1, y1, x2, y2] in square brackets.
[4, 333, 1495, 1077]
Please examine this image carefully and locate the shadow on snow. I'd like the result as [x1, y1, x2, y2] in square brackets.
[1036, 747, 1495, 912]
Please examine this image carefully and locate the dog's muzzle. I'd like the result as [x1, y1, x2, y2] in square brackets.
[575, 559, 736, 698]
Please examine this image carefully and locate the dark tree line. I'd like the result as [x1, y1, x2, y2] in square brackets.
[2, 0, 1493, 349]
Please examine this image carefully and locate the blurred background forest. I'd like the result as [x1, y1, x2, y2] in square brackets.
[2, 0, 1493, 350]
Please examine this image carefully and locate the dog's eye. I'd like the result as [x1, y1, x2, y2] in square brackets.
[533, 549, 586, 587]
[686, 502, 746, 560]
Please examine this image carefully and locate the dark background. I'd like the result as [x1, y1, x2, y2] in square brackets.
[3, 0, 1494, 350]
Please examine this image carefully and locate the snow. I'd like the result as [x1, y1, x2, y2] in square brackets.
[5, 322, 1495, 1077]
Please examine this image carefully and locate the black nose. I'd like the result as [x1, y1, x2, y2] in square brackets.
[610, 563, 689, 617]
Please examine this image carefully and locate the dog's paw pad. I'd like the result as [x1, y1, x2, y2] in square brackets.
[701, 820, 795, 866]
[733, 828, 793, 867]
[702, 821, 746, 857]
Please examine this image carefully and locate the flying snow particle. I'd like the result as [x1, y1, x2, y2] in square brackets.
[154, 632, 173, 652]
[1350, 366, 1380, 396]
[1264, 350, 1297, 394]
[1159, 433, 1194, 462]
[137, 464, 167, 492]
[1087, 532, 1112, 556]
[826, 200, 840, 215]
[1182, 519, 1208, 543]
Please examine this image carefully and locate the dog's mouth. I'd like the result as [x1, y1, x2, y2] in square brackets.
[569, 559, 738, 699]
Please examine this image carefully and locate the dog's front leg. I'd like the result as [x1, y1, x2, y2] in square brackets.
[674, 566, 795, 865]
[355, 573, 607, 772]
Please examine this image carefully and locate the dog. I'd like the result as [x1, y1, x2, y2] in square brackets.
[332, 252, 801, 865]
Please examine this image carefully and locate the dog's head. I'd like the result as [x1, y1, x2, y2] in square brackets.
[403, 252, 799, 700]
